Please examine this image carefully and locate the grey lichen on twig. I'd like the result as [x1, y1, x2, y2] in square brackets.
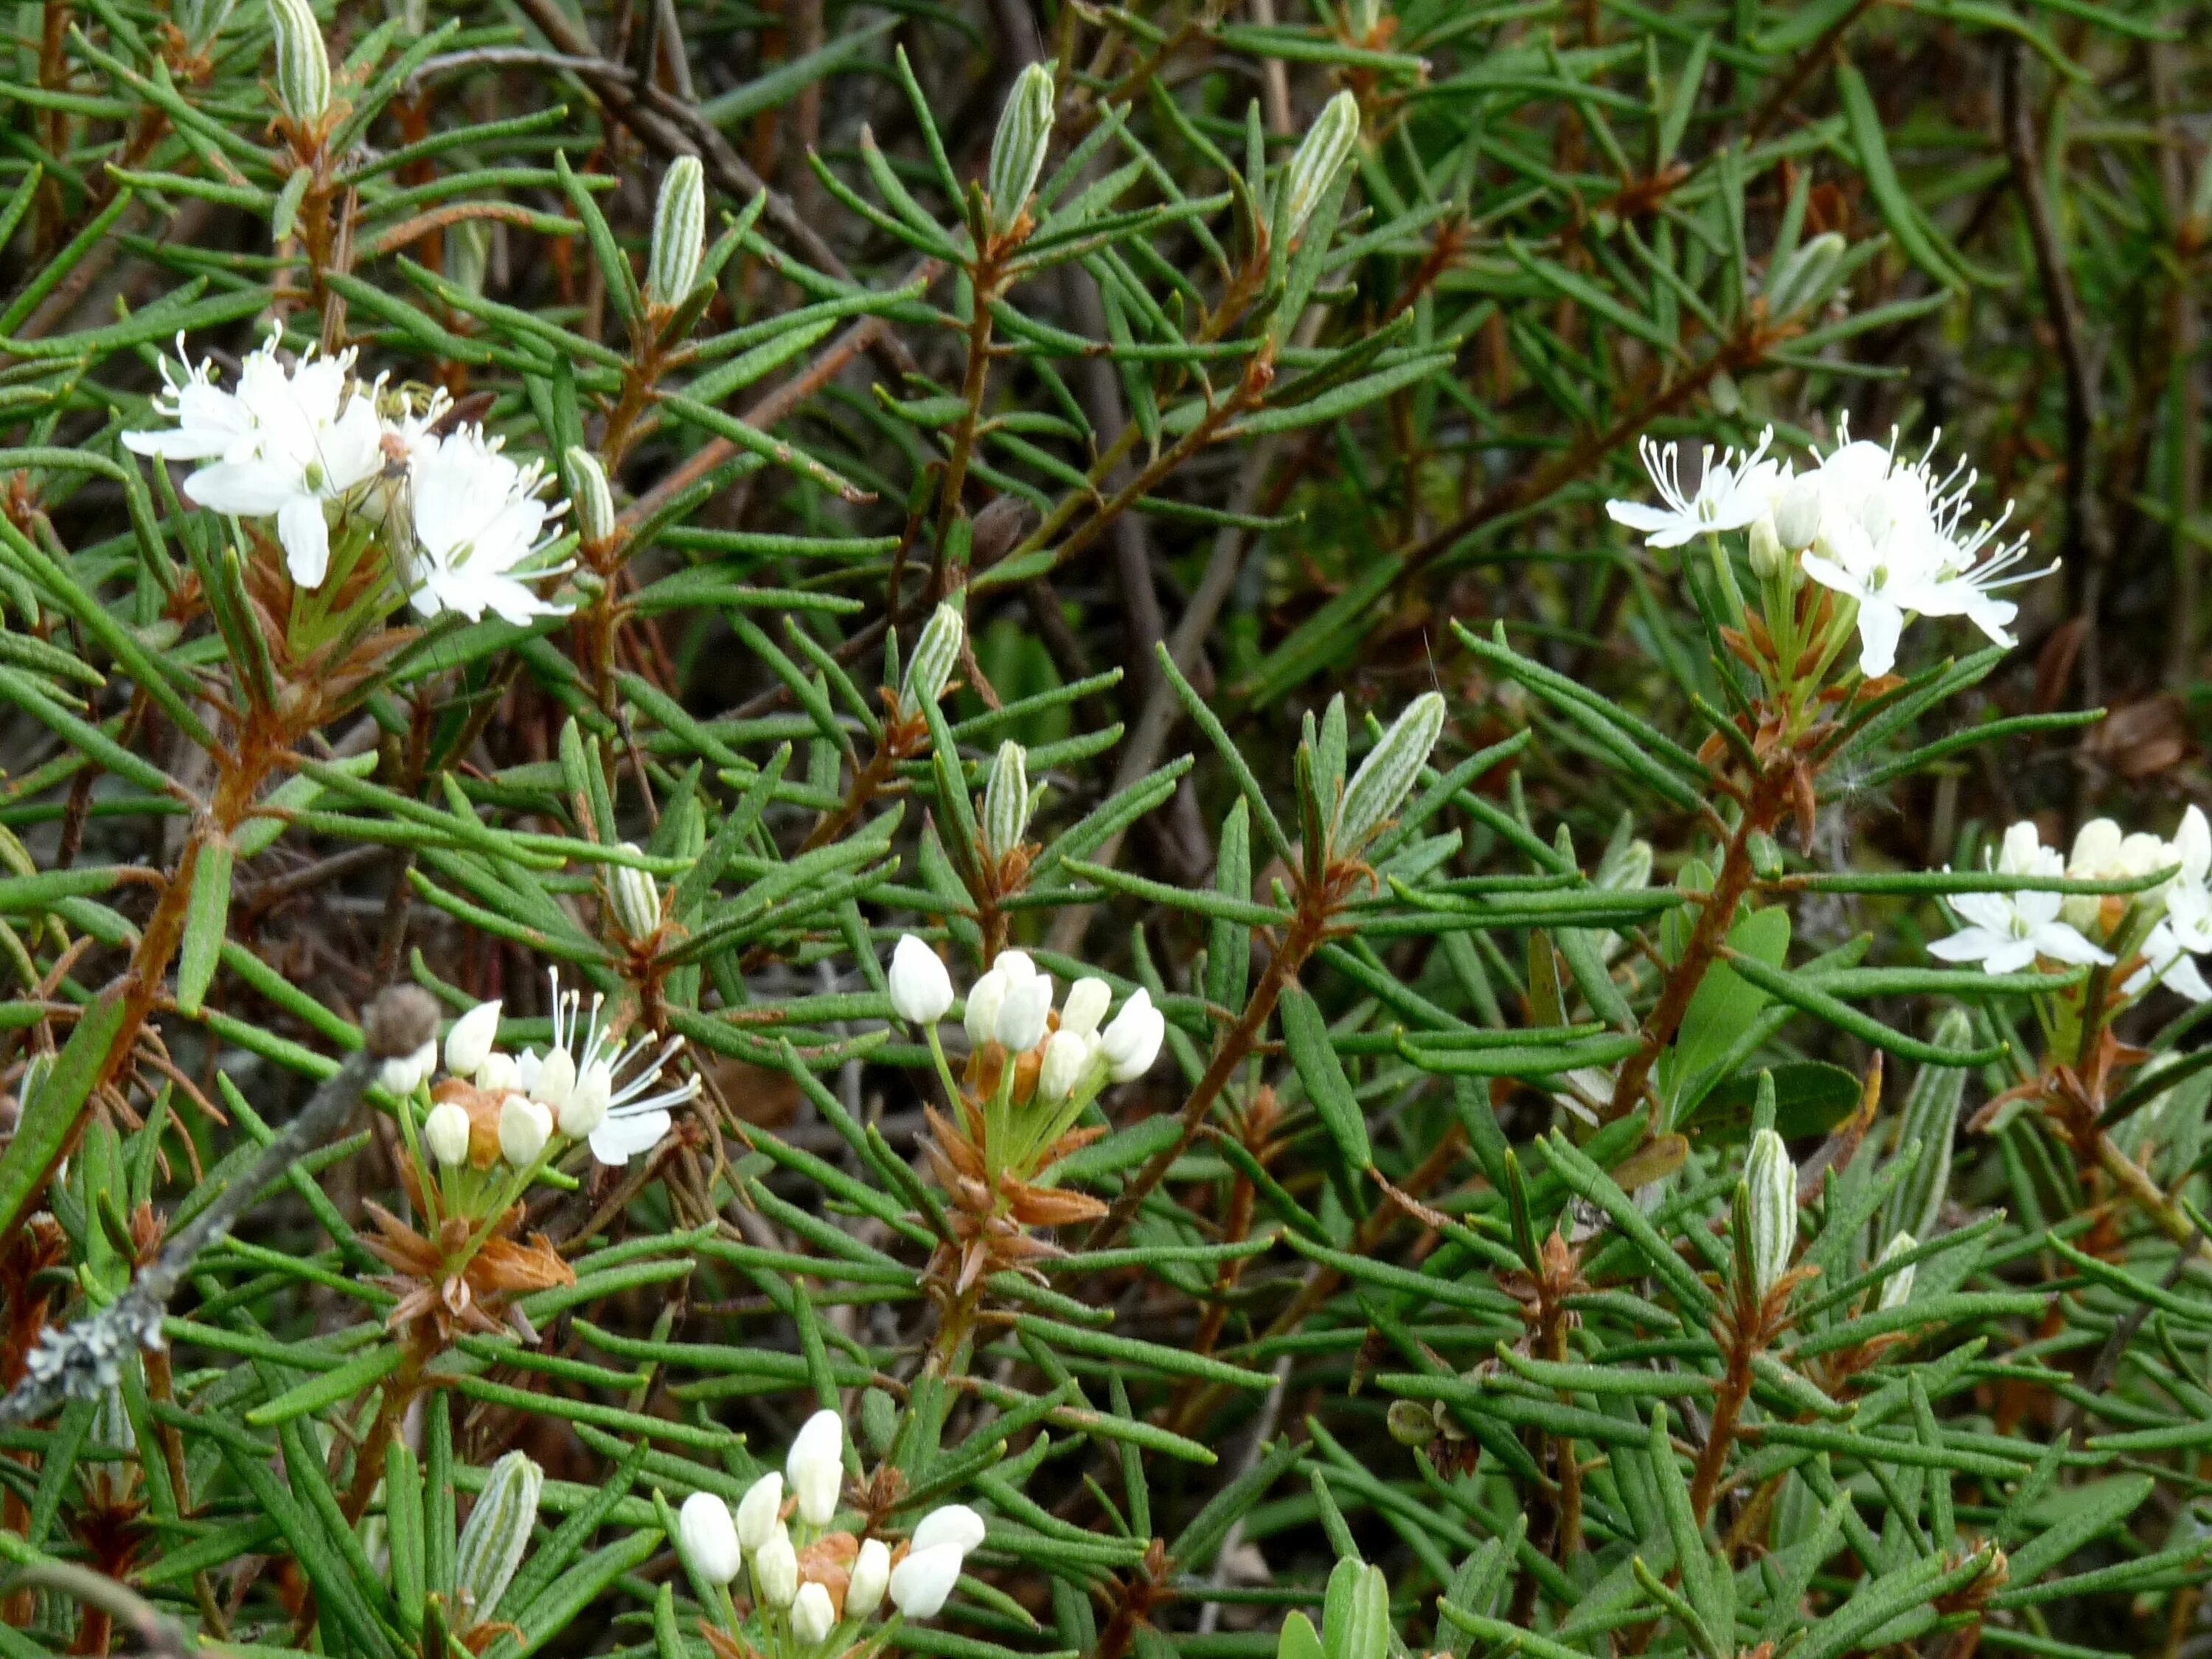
[0, 985, 438, 1427]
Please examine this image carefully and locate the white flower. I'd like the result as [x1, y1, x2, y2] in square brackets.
[753, 1525, 798, 1607]
[124, 334, 384, 588]
[1929, 889, 2112, 975]
[497, 1095, 552, 1166]
[2060, 817, 2171, 931]
[792, 1580, 837, 1644]
[423, 1099, 473, 1168]
[406, 425, 572, 626]
[963, 967, 1009, 1048]
[1604, 428, 1783, 548]
[786, 1409, 844, 1528]
[476, 1051, 519, 1095]
[995, 973, 1054, 1052]
[529, 1046, 576, 1115]
[1796, 424, 2053, 676]
[1060, 978, 1111, 1040]
[847, 1538, 891, 1618]
[910, 1505, 985, 1556]
[532, 967, 698, 1166]
[2128, 918, 2212, 1004]
[678, 1492, 742, 1585]
[888, 1544, 963, 1618]
[889, 936, 955, 1026]
[445, 999, 501, 1077]
[1037, 1029, 1093, 1102]
[380, 1038, 437, 1096]
[734, 1472, 783, 1552]
[1099, 989, 1164, 1082]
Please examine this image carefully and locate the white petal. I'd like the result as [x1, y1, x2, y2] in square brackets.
[184, 459, 299, 516]
[278, 495, 331, 588]
[1853, 598, 1905, 677]
[588, 1107, 671, 1166]
[2028, 924, 2113, 967]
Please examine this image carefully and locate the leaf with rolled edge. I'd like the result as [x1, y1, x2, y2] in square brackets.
[1281, 984, 1371, 1173]
[1717, 949, 2016, 1065]
[0, 988, 126, 1244]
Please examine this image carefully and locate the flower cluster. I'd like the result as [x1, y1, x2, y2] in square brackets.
[1607, 419, 2052, 678]
[889, 939, 1164, 1090]
[124, 332, 572, 626]
[394, 965, 702, 1171]
[1932, 810, 2212, 1001]
[678, 1411, 984, 1658]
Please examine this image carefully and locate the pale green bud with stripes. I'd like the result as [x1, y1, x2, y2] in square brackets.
[900, 602, 964, 713]
[265, 0, 330, 124]
[454, 1450, 542, 1627]
[987, 63, 1057, 236]
[647, 156, 706, 309]
[1279, 91, 1361, 246]
[567, 448, 616, 545]
[1745, 1127, 1797, 1300]
[1335, 691, 1445, 855]
[982, 741, 1030, 861]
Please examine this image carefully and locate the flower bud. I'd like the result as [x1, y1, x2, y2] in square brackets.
[678, 1491, 742, 1586]
[1744, 1128, 1797, 1299]
[995, 949, 1037, 982]
[560, 1061, 612, 1139]
[987, 63, 1057, 236]
[734, 1472, 783, 1552]
[446, 1000, 501, 1079]
[610, 846, 662, 942]
[567, 448, 616, 545]
[964, 968, 1009, 1049]
[1747, 512, 1790, 580]
[1280, 91, 1361, 245]
[847, 1537, 891, 1618]
[1766, 230, 1847, 320]
[1773, 475, 1823, 553]
[531, 1046, 576, 1115]
[380, 1039, 437, 1096]
[890, 935, 956, 1026]
[753, 1525, 798, 1607]
[888, 1543, 962, 1618]
[1877, 1231, 1918, 1312]
[900, 603, 964, 714]
[647, 156, 706, 309]
[995, 973, 1053, 1053]
[1336, 692, 1446, 854]
[424, 1100, 473, 1169]
[1099, 989, 1164, 1082]
[476, 1051, 519, 1096]
[911, 1504, 985, 1556]
[455, 1451, 542, 1625]
[793, 1580, 837, 1644]
[982, 740, 1031, 861]
[786, 1409, 844, 1528]
[498, 1095, 552, 1167]
[1060, 977, 1111, 1040]
[1037, 1029, 1091, 1102]
[265, 0, 331, 125]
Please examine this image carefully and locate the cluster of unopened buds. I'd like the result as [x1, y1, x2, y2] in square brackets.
[677, 1411, 983, 1658]
[1931, 809, 2212, 1002]
[379, 965, 702, 1178]
[123, 330, 577, 627]
[891, 941, 1163, 1091]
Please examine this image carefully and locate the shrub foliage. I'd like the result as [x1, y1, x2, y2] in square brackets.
[0, 2, 2209, 1658]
